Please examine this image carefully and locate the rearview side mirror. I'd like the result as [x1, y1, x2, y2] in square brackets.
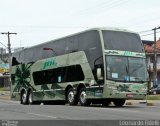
[96, 68, 103, 80]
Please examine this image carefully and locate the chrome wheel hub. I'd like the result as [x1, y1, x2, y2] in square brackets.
[29, 93, 32, 104]
[80, 91, 86, 104]
[22, 93, 26, 103]
[68, 91, 74, 103]
[153, 91, 156, 95]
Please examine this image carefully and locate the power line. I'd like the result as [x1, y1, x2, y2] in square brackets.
[75, 0, 120, 15]
[74, 0, 129, 17]
[141, 30, 160, 37]
[139, 29, 152, 34]
[121, 15, 160, 30]
[0, 41, 7, 48]
[141, 32, 154, 37]
[1, 32, 17, 55]
[1, 32, 17, 71]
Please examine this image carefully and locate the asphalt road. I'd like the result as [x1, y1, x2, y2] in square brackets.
[0, 100, 160, 126]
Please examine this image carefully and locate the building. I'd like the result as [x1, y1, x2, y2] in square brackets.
[0, 48, 10, 88]
[0, 47, 24, 88]
[143, 39, 160, 87]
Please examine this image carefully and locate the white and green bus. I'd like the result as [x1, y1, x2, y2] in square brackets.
[11, 28, 148, 106]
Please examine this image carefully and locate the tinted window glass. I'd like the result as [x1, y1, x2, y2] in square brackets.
[12, 57, 20, 66]
[106, 56, 147, 82]
[12, 31, 103, 68]
[103, 31, 143, 53]
[33, 65, 84, 85]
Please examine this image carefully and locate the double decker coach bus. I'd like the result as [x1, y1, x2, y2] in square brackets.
[11, 28, 148, 106]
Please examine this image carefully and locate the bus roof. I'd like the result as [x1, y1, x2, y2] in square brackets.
[13, 27, 138, 53]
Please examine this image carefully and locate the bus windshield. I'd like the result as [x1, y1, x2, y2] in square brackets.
[106, 56, 148, 82]
[102, 30, 143, 53]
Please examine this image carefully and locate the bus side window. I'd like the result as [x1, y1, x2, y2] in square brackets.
[12, 57, 20, 66]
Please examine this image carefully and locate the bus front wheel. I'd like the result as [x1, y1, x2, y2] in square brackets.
[67, 88, 78, 105]
[79, 88, 90, 106]
[102, 100, 111, 106]
[113, 99, 126, 107]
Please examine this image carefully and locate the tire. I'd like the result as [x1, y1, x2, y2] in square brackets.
[57, 101, 66, 105]
[43, 101, 66, 105]
[79, 88, 90, 106]
[28, 90, 33, 105]
[21, 91, 27, 105]
[102, 100, 111, 107]
[153, 91, 157, 95]
[113, 99, 126, 107]
[67, 88, 78, 105]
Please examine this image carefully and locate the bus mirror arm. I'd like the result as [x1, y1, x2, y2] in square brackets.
[94, 56, 103, 81]
[94, 56, 103, 67]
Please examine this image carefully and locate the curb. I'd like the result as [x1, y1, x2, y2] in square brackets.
[0, 95, 11, 100]
[125, 102, 133, 105]
[0, 91, 10, 95]
[0, 91, 11, 100]
[125, 100, 159, 106]
[146, 102, 155, 106]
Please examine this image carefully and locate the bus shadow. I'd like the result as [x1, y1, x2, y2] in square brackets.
[78, 104, 145, 109]
[42, 103, 146, 109]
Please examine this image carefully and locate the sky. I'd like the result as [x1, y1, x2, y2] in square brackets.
[0, 0, 160, 50]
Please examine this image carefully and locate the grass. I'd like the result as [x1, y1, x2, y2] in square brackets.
[0, 87, 5, 91]
[146, 95, 160, 100]
[0, 87, 10, 91]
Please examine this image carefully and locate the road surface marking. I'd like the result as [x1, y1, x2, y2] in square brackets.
[27, 112, 57, 119]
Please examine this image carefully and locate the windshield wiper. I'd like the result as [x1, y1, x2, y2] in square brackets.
[123, 64, 130, 82]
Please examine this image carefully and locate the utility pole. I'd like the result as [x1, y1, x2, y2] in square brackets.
[152, 26, 160, 86]
[1, 32, 17, 72]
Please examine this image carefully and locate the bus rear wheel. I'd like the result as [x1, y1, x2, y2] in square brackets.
[67, 88, 78, 105]
[113, 99, 126, 107]
[28, 90, 33, 105]
[79, 88, 90, 106]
